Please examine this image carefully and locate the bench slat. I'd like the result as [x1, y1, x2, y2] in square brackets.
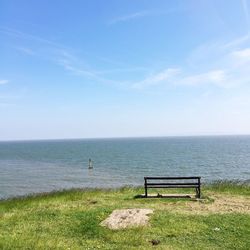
[146, 183, 199, 186]
[145, 177, 200, 180]
[147, 185, 199, 188]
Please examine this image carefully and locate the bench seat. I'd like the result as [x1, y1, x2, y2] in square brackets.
[144, 176, 201, 198]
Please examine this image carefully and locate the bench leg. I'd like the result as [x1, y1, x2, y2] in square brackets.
[197, 178, 201, 198]
[195, 187, 201, 198]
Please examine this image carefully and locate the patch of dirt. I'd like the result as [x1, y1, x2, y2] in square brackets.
[100, 208, 154, 229]
[159, 193, 250, 214]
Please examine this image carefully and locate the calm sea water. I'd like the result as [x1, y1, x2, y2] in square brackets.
[1, 136, 250, 199]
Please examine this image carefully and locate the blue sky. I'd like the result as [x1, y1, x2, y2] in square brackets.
[1, 0, 250, 140]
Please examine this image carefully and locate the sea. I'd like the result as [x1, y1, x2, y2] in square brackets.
[0, 136, 250, 199]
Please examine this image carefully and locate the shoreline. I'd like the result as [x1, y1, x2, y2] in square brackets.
[1, 180, 249, 202]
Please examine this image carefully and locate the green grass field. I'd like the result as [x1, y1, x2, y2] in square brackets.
[0, 182, 250, 249]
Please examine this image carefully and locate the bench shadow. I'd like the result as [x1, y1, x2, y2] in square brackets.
[134, 194, 194, 199]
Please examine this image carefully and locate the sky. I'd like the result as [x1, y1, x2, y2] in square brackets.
[1, 0, 250, 140]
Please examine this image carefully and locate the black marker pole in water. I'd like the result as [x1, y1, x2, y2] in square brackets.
[88, 158, 93, 169]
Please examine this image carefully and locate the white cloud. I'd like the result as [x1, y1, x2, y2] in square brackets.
[132, 34, 250, 90]
[177, 70, 227, 87]
[231, 48, 250, 58]
[133, 68, 230, 89]
[187, 34, 250, 69]
[0, 80, 9, 85]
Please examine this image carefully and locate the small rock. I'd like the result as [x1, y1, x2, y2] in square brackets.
[89, 200, 97, 204]
[213, 227, 220, 231]
[150, 239, 160, 245]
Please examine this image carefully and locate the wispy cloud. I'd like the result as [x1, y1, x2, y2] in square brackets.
[241, 0, 250, 32]
[0, 79, 9, 85]
[108, 9, 174, 25]
[0, 26, 68, 49]
[0, 26, 144, 87]
[56, 50, 123, 85]
[131, 35, 250, 89]
[1, 26, 148, 87]
[132, 68, 180, 89]
[109, 11, 151, 24]
[177, 70, 227, 87]
[223, 34, 250, 49]
[3, 26, 250, 91]
[0, 88, 27, 107]
[15, 47, 35, 56]
[132, 68, 229, 89]
[231, 47, 250, 58]
[56, 51, 94, 77]
[187, 34, 250, 68]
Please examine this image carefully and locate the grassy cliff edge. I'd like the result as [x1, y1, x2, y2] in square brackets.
[0, 182, 250, 249]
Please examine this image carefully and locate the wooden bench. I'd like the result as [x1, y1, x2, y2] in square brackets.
[144, 177, 201, 198]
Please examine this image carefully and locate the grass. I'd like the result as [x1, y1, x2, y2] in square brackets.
[0, 182, 250, 249]
[204, 180, 250, 195]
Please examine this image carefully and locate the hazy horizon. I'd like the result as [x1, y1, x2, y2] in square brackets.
[1, 0, 250, 140]
[1, 133, 250, 143]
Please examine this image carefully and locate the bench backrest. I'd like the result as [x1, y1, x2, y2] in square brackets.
[144, 177, 201, 188]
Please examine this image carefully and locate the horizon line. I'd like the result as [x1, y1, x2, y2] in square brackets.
[1, 133, 250, 142]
